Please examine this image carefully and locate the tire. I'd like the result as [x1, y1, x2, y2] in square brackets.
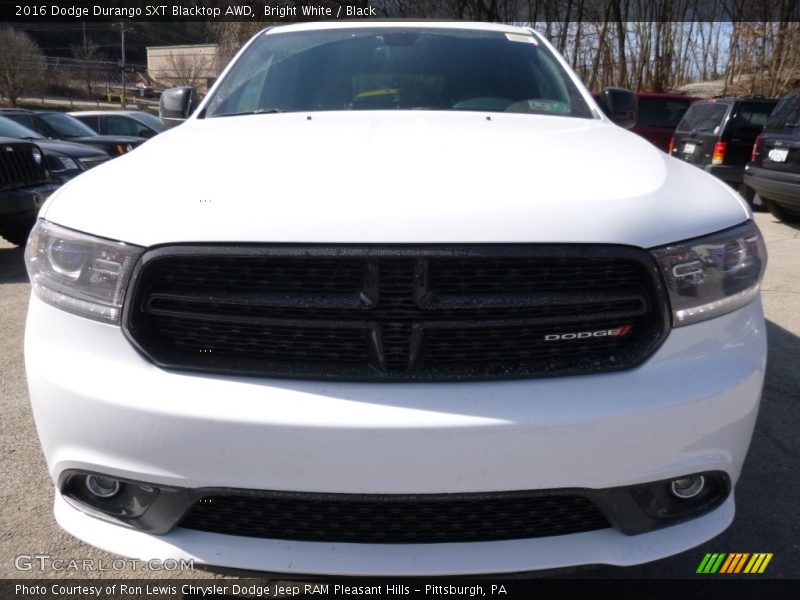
[765, 198, 800, 223]
[0, 219, 34, 246]
[738, 183, 765, 212]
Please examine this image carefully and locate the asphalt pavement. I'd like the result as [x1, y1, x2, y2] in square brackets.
[0, 211, 797, 580]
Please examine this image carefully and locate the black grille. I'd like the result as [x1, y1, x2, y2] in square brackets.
[0, 141, 49, 190]
[179, 489, 611, 543]
[125, 245, 668, 381]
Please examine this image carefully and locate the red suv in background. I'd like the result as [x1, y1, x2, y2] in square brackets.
[633, 93, 701, 152]
[593, 92, 700, 152]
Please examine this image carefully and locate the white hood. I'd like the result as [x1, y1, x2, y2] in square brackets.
[43, 111, 750, 248]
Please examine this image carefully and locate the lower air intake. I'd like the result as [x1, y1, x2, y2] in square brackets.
[179, 489, 611, 543]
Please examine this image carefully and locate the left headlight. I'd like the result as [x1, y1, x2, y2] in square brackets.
[651, 220, 767, 327]
[24, 220, 144, 324]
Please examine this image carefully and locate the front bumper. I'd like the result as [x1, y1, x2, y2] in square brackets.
[0, 182, 59, 218]
[53, 491, 736, 576]
[26, 295, 767, 574]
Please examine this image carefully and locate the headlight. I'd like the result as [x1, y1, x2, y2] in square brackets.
[24, 220, 144, 324]
[47, 156, 79, 172]
[116, 144, 134, 155]
[651, 220, 767, 327]
[77, 156, 109, 169]
[31, 147, 42, 164]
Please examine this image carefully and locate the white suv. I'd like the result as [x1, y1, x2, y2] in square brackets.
[24, 22, 767, 576]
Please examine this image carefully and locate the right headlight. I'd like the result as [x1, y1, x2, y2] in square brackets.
[24, 220, 144, 324]
[47, 155, 79, 172]
[651, 220, 767, 327]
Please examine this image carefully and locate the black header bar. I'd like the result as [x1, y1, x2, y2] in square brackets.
[3, 578, 799, 600]
[2, 0, 800, 23]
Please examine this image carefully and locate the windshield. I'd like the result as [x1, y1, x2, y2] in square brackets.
[637, 97, 694, 128]
[0, 116, 44, 139]
[39, 113, 98, 137]
[764, 94, 800, 135]
[729, 102, 774, 139]
[676, 103, 729, 133]
[204, 27, 592, 119]
[132, 112, 166, 132]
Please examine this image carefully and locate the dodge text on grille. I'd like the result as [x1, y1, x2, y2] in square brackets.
[544, 325, 633, 341]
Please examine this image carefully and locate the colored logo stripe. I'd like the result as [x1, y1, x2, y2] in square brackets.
[719, 553, 749, 573]
[744, 553, 773, 574]
[734, 553, 751, 573]
[719, 553, 737, 573]
[697, 553, 772, 574]
[697, 553, 726, 573]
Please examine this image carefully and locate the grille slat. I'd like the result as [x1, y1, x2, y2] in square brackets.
[179, 489, 611, 543]
[0, 141, 48, 190]
[126, 245, 667, 381]
[148, 256, 366, 292]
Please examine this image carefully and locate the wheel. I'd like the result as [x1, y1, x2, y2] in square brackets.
[765, 198, 800, 223]
[0, 218, 35, 246]
[0, 213, 36, 246]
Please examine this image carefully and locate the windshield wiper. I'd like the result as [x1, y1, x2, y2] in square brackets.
[210, 108, 283, 118]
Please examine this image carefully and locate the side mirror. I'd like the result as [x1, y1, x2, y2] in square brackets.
[597, 88, 638, 129]
[159, 87, 199, 129]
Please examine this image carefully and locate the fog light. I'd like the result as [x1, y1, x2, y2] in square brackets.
[62, 471, 161, 521]
[85, 475, 121, 499]
[670, 475, 705, 499]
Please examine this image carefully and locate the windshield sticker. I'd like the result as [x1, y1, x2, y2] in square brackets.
[506, 33, 538, 45]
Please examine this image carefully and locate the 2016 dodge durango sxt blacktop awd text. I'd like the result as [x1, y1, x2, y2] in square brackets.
[24, 22, 768, 575]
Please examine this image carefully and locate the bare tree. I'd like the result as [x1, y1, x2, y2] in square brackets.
[209, 21, 266, 67]
[164, 51, 216, 89]
[211, 0, 381, 65]
[211, 0, 800, 97]
[0, 27, 45, 107]
[71, 38, 106, 94]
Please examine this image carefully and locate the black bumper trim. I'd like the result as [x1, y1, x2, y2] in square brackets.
[0, 182, 59, 217]
[704, 164, 744, 185]
[745, 168, 800, 209]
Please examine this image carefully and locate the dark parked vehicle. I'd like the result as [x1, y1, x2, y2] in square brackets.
[0, 116, 109, 184]
[69, 110, 166, 139]
[632, 93, 700, 152]
[744, 93, 800, 222]
[0, 137, 59, 245]
[669, 97, 777, 197]
[0, 109, 145, 157]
